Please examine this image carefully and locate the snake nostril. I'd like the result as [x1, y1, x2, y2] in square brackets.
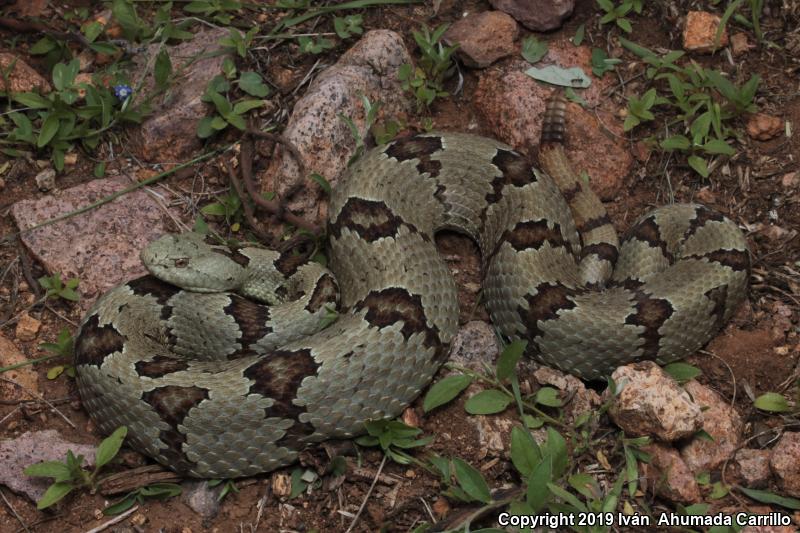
[174, 258, 189, 268]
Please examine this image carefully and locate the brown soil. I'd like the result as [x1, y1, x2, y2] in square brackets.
[1, 1, 799, 532]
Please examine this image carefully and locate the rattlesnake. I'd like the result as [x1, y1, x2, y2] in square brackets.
[74, 96, 750, 478]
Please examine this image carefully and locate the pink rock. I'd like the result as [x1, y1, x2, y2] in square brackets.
[11, 176, 180, 310]
[770, 432, 800, 498]
[261, 30, 413, 225]
[641, 443, 701, 503]
[133, 28, 231, 162]
[0, 53, 51, 93]
[608, 361, 703, 441]
[680, 381, 743, 472]
[489, 0, 575, 31]
[444, 11, 518, 68]
[683, 11, 728, 53]
[733, 448, 772, 488]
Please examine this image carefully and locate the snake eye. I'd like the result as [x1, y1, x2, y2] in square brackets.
[174, 258, 189, 268]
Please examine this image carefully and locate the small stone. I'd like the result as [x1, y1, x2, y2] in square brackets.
[93, 508, 103, 520]
[731, 33, 752, 56]
[770, 432, 800, 498]
[733, 448, 771, 488]
[0, 334, 39, 400]
[182, 480, 220, 519]
[0, 177, 5, 190]
[781, 172, 798, 189]
[432, 497, 450, 518]
[607, 361, 703, 442]
[401, 406, 421, 428]
[271, 472, 292, 498]
[63, 153, 78, 166]
[77, 50, 94, 71]
[747, 113, 783, 141]
[447, 321, 500, 368]
[680, 381, 743, 473]
[15, 311, 41, 341]
[641, 443, 701, 503]
[489, 0, 575, 31]
[0, 53, 51, 93]
[130, 513, 147, 526]
[404, 469, 417, 479]
[683, 11, 728, 53]
[34, 168, 56, 192]
[696, 186, 716, 203]
[443, 11, 518, 68]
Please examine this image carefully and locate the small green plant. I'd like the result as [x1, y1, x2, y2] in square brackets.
[355, 419, 433, 465]
[398, 24, 458, 111]
[208, 479, 239, 501]
[197, 74, 266, 138]
[619, 37, 760, 177]
[219, 25, 259, 58]
[201, 188, 246, 230]
[6, 59, 143, 170]
[39, 273, 80, 302]
[716, 0, 764, 44]
[623, 88, 661, 131]
[25, 427, 127, 509]
[596, 0, 642, 33]
[521, 36, 548, 64]
[298, 35, 335, 54]
[339, 95, 403, 165]
[40, 328, 76, 379]
[183, 0, 242, 25]
[753, 392, 793, 413]
[590, 48, 622, 77]
[333, 14, 364, 39]
[104, 482, 182, 515]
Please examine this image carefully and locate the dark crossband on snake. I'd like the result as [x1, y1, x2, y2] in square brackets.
[74, 94, 750, 478]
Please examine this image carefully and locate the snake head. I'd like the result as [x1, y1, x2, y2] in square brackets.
[141, 233, 247, 292]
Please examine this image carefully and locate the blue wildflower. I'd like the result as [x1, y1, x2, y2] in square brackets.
[113, 84, 133, 100]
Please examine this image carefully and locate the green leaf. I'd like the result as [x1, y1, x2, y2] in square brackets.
[572, 24, 585, 46]
[452, 458, 491, 503]
[232, 99, 264, 115]
[82, 21, 104, 43]
[543, 427, 568, 479]
[496, 339, 526, 381]
[47, 366, 65, 380]
[112, 0, 142, 40]
[224, 112, 247, 131]
[569, 472, 601, 500]
[521, 36, 548, 64]
[37, 482, 73, 509]
[701, 139, 735, 156]
[688, 155, 709, 178]
[525, 65, 591, 88]
[94, 162, 106, 178]
[535, 387, 562, 407]
[510, 426, 542, 478]
[238, 72, 270, 97]
[310, 172, 332, 195]
[616, 17, 632, 33]
[660, 135, 691, 151]
[525, 458, 552, 511]
[37, 114, 60, 148]
[103, 494, 137, 515]
[24, 461, 72, 482]
[618, 36, 656, 59]
[154, 49, 172, 89]
[547, 482, 587, 511]
[423, 374, 472, 412]
[197, 116, 216, 138]
[753, 392, 791, 413]
[95, 426, 127, 469]
[663, 362, 701, 383]
[464, 389, 512, 415]
[30, 37, 56, 55]
[710, 481, 729, 499]
[739, 487, 800, 510]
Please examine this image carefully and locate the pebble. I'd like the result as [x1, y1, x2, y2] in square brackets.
[14, 311, 41, 341]
[34, 168, 56, 192]
[747, 113, 783, 141]
[683, 11, 728, 53]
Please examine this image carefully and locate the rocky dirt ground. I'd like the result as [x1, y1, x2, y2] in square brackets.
[0, 0, 799, 532]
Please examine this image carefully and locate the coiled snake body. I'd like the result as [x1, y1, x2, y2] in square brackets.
[75, 98, 749, 478]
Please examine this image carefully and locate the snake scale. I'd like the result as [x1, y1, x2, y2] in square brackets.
[74, 96, 750, 478]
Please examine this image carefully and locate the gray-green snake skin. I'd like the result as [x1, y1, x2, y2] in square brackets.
[74, 98, 750, 478]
